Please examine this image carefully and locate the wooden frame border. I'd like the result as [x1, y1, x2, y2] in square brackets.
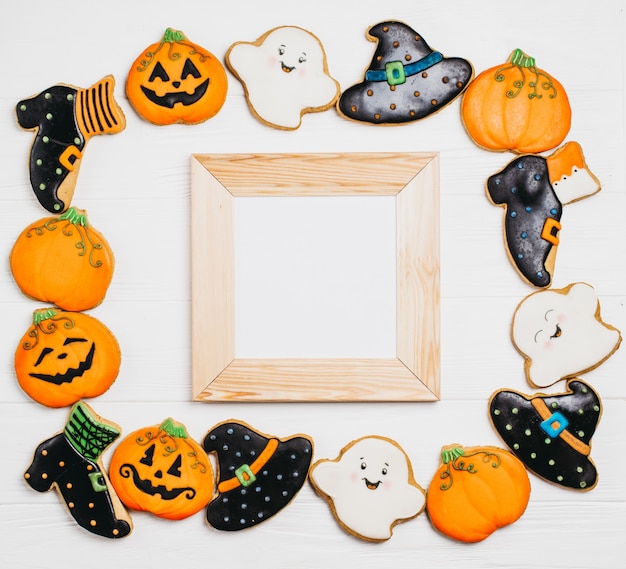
[190, 153, 440, 401]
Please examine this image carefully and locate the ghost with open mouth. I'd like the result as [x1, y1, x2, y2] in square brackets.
[226, 26, 340, 129]
[309, 435, 426, 541]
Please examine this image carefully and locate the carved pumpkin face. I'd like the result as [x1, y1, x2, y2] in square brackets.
[15, 309, 121, 408]
[109, 419, 214, 520]
[126, 28, 228, 125]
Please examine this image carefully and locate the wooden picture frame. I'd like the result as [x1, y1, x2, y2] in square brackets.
[190, 153, 440, 402]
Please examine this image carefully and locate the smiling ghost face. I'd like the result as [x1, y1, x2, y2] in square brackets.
[512, 282, 622, 388]
[310, 436, 426, 541]
[227, 26, 339, 129]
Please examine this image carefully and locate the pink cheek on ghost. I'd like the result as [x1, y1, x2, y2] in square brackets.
[381, 480, 391, 490]
[268, 55, 279, 66]
[350, 472, 358, 483]
[297, 67, 307, 78]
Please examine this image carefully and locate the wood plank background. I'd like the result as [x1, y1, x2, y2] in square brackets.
[1, 1, 624, 568]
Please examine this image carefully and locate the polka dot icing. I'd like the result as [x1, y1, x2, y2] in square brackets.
[203, 420, 313, 531]
[489, 380, 601, 490]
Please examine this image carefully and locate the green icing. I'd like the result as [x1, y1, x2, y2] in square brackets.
[159, 418, 189, 439]
[494, 48, 557, 100]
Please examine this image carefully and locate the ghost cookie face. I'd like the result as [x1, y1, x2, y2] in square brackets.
[337, 21, 473, 125]
[16, 75, 125, 213]
[490, 380, 602, 491]
[512, 282, 621, 388]
[487, 142, 600, 287]
[203, 420, 313, 530]
[309, 435, 426, 542]
[226, 26, 340, 130]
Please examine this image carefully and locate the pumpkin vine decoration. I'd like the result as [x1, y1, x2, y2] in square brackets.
[494, 48, 557, 100]
[26, 207, 104, 268]
[136, 28, 209, 72]
[438, 446, 501, 491]
[22, 308, 75, 350]
[11, 206, 114, 311]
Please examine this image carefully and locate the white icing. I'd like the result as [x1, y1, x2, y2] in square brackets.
[310, 436, 425, 540]
[227, 26, 339, 129]
[512, 282, 621, 387]
[552, 167, 600, 205]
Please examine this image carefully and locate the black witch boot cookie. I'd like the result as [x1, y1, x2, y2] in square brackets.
[486, 141, 600, 287]
[16, 75, 126, 213]
[24, 401, 133, 538]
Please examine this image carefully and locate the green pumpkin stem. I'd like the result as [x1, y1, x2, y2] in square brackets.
[162, 28, 187, 43]
[159, 418, 189, 439]
[32, 308, 58, 326]
[441, 445, 465, 465]
[509, 48, 536, 69]
[58, 206, 88, 228]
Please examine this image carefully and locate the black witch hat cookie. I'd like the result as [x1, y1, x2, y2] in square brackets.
[16, 75, 126, 213]
[24, 401, 133, 538]
[337, 21, 473, 125]
[489, 380, 602, 491]
[486, 141, 600, 287]
[203, 420, 313, 530]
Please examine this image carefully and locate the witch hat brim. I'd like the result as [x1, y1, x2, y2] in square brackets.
[489, 380, 601, 490]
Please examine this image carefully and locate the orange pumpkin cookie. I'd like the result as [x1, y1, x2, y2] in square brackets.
[126, 28, 228, 125]
[426, 444, 530, 543]
[109, 418, 214, 520]
[15, 308, 121, 408]
[461, 49, 571, 154]
[10, 207, 114, 311]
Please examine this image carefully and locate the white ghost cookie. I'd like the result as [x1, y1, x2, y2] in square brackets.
[226, 26, 340, 130]
[309, 435, 426, 542]
[512, 282, 621, 388]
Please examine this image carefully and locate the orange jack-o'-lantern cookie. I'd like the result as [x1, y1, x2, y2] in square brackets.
[461, 49, 571, 154]
[109, 418, 214, 520]
[126, 28, 228, 125]
[15, 308, 121, 408]
[426, 444, 530, 542]
[10, 207, 114, 311]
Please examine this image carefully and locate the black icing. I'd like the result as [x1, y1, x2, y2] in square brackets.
[338, 21, 473, 124]
[25, 431, 132, 538]
[203, 422, 313, 531]
[489, 380, 600, 490]
[487, 155, 563, 287]
[16, 85, 85, 213]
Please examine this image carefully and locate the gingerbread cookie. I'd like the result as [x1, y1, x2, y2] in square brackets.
[512, 282, 621, 388]
[126, 28, 228, 125]
[490, 380, 601, 490]
[309, 435, 426, 542]
[226, 26, 340, 130]
[461, 48, 571, 153]
[487, 142, 600, 287]
[24, 401, 132, 538]
[426, 444, 530, 543]
[16, 75, 125, 213]
[203, 420, 313, 530]
[15, 308, 121, 408]
[337, 21, 472, 125]
[10, 207, 114, 311]
[109, 418, 214, 520]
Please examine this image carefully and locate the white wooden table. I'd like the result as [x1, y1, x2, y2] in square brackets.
[1, 1, 624, 567]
